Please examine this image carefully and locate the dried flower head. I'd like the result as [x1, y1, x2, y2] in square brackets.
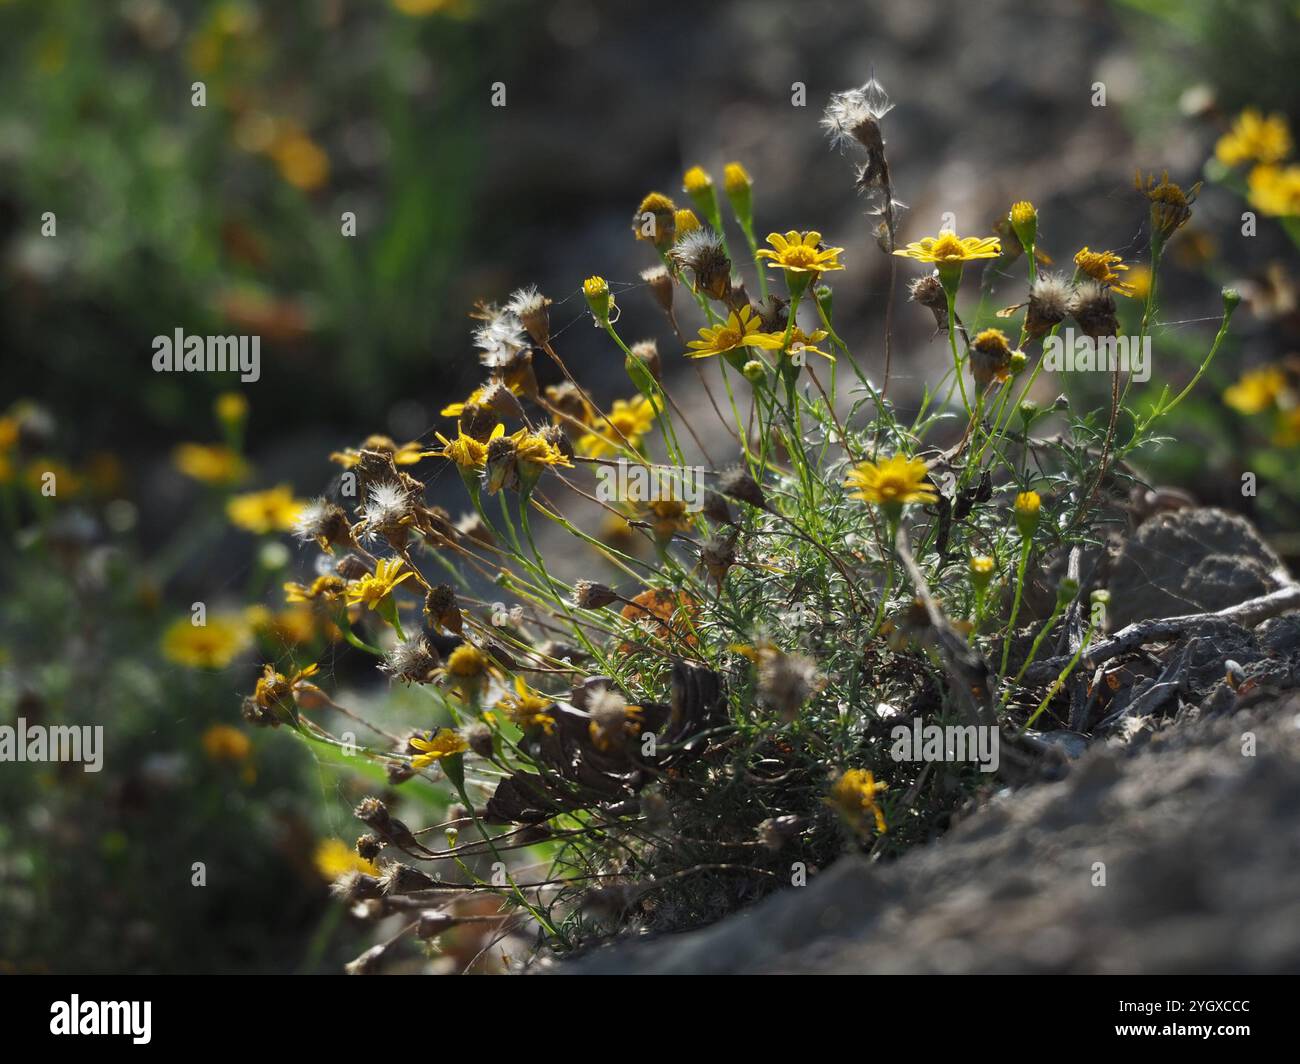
[1068, 280, 1119, 339]
[1135, 169, 1201, 238]
[670, 228, 732, 301]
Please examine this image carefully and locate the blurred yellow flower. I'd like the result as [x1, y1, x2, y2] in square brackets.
[202, 724, 252, 763]
[1224, 366, 1287, 415]
[1216, 109, 1292, 167]
[829, 768, 888, 834]
[1247, 164, 1300, 218]
[576, 396, 656, 457]
[162, 614, 251, 669]
[1074, 247, 1135, 297]
[174, 442, 247, 486]
[227, 485, 306, 534]
[313, 838, 377, 881]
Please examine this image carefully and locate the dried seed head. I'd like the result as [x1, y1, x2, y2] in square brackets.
[670, 228, 732, 301]
[821, 78, 893, 154]
[473, 305, 528, 368]
[463, 722, 494, 759]
[587, 688, 632, 752]
[293, 498, 351, 550]
[356, 834, 383, 862]
[1069, 281, 1119, 339]
[757, 814, 804, 852]
[331, 871, 384, 903]
[1025, 272, 1073, 338]
[480, 379, 525, 421]
[381, 636, 441, 684]
[240, 695, 274, 728]
[335, 552, 371, 581]
[544, 380, 591, 425]
[506, 284, 552, 346]
[355, 796, 391, 830]
[755, 294, 789, 332]
[717, 466, 767, 509]
[454, 401, 496, 443]
[379, 861, 439, 896]
[970, 328, 1014, 390]
[701, 489, 736, 526]
[360, 480, 415, 542]
[628, 339, 661, 384]
[640, 265, 675, 317]
[538, 422, 572, 459]
[416, 910, 460, 940]
[700, 532, 738, 587]
[573, 580, 619, 609]
[758, 648, 822, 722]
[908, 272, 949, 330]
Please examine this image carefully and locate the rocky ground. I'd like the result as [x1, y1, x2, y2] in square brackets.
[558, 508, 1300, 974]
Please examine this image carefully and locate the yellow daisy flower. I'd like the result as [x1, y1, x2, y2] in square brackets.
[1073, 247, 1135, 297]
[345, 558, 415, 611]
[756, 230, 846, 274]
[410, 728, 469, 769]
[844, 454, 937, 510]
[893, 232, 1002, 265]
[495, 676, 556, 734]
[434, 422, 504, 471]
[685, 305, 766, 359]
[749, 326, 834, 361]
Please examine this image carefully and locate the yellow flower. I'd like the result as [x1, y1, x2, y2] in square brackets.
[1126, 264, 1152, 301]
[749, 326, 834, 361]
[673, 208, 702, 238]
[270, 125, 329, 191]
[495, 676, 556, 734]
[226, 484, 305, 534]
[173, 442, 247, 486]
[756, 230, 846, 274]
[829, 768, 888, 835]
[1216, 109, 1292, 167]
[723, 162, 752, 195]
[1014, 490, 1042, 536]
[1009, 200, 1037, 250]
[576, 396, 657, 457]
[1224, 366, 1287, 415]
[330, 435, 430, 467]
[434, 422, 503, 471]
[1246, 164, 1300, 218]
[1073, 247, 1135, 297]
[283, 574, 347, 606]
[202, 724, 252, 763]
[683, 165, 713, 194]
[215, 391, 249, 428]
[844, 454, 937, 510]
[313, 838, 377, 881]
[1136, 170, 1201, 237]
[685, 305, 766, 359]
[439, 643, 494, 698]
[1274, 407, 1300, 447]
[345, 558, 415, 610]
[251, 662, 320, 717]
[409, 728, 469, 769]
[583, 275, 613, 321]
[161, 614, 250, 669]
[893, 232, 1002, 265]
[969, 555, 995, 590]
